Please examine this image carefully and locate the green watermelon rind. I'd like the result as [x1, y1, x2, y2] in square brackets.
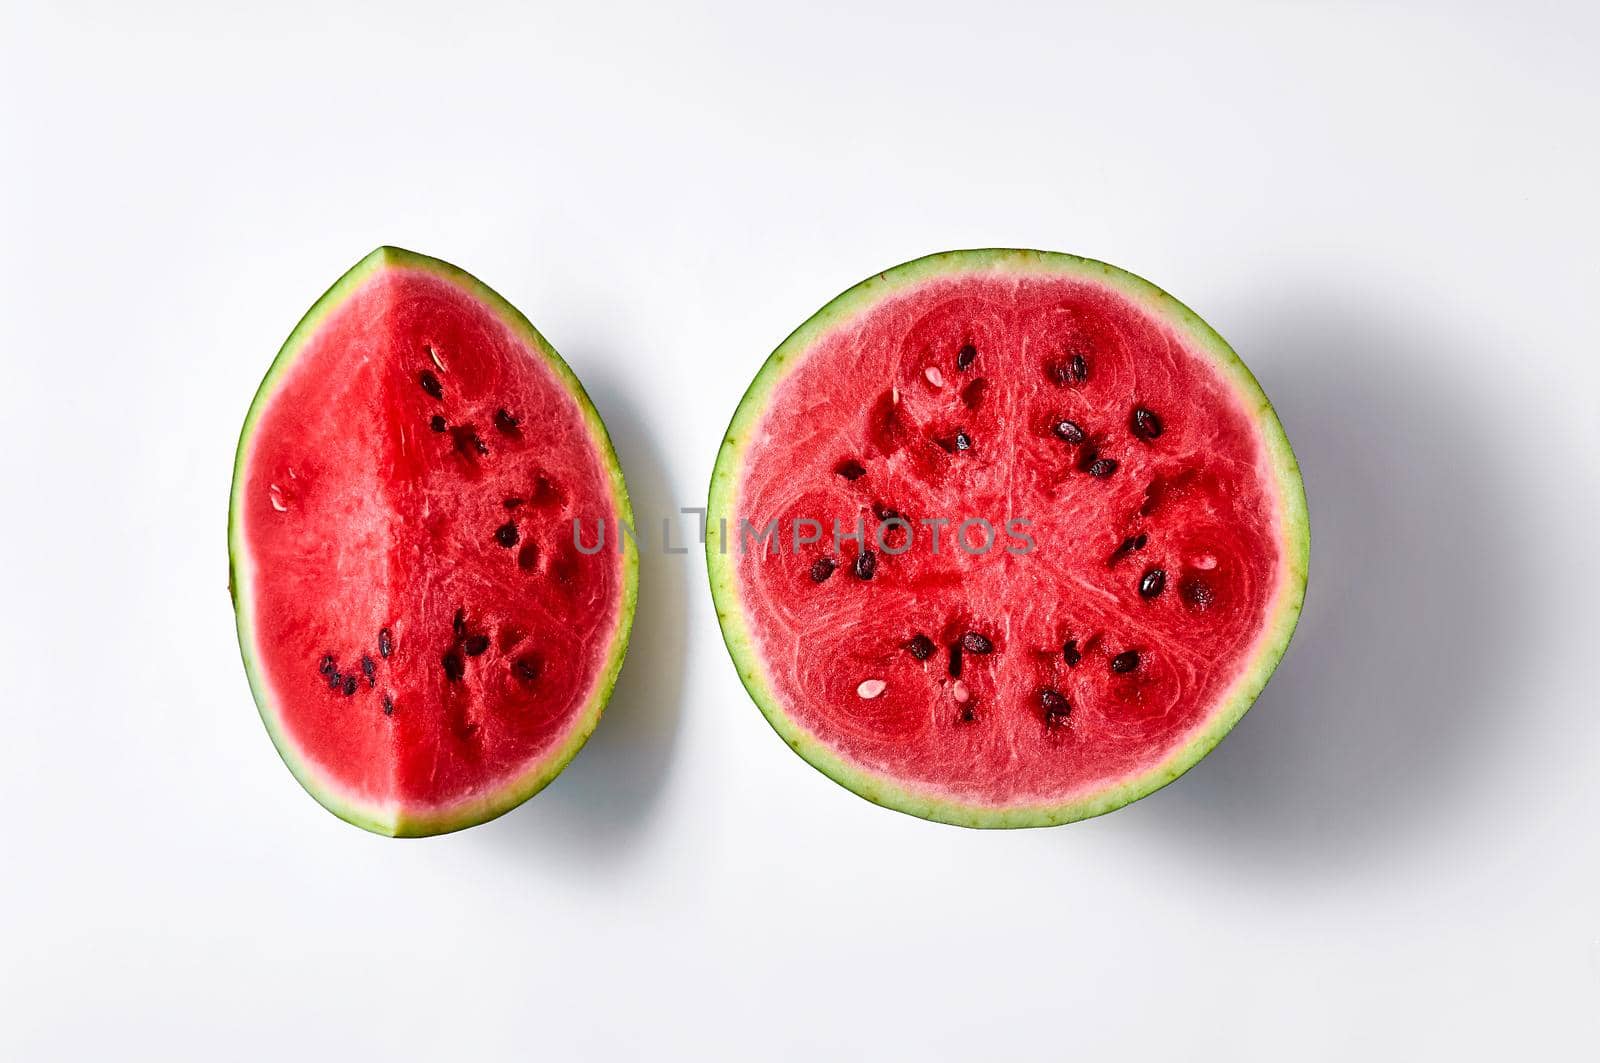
[229, 247, 638, 838]
[707, 248, 1309, 828]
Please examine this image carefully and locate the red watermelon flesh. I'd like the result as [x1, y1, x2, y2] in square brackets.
[230, 248, 635, 836]
[708, 250, 1307, 826]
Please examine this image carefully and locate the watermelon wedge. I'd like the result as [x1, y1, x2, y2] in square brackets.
[229, 247, 636, 836]
[708, 250, 1308, 827]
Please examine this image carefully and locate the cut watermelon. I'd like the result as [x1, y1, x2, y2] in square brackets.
[708, 250, 1307, 827]
[229, 247, 636, 836]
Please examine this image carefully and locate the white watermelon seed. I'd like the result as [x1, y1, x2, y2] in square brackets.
[857, 679, 886, 699]
[924, 366, 944, 387]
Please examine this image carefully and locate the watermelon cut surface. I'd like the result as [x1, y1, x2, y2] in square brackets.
[230, 248, 636, 836]
[708, 250, 1307, 827]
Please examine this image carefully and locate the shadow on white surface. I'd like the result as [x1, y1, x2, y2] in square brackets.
[485, 364, 686, 860]
[1135, 292, 1530, 874]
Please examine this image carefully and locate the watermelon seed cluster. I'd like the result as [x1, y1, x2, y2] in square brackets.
[440, 604, 542, 689]
[414, 348, 552, 576]
[420, 355, 520, 464]
[826, 337, 1171, 730]
[316, 627, 399, 713]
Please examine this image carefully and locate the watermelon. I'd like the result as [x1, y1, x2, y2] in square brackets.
[708, 250, 1308, 827]
[229, 247, 637, 837]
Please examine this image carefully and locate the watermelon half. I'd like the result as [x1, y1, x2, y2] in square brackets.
[229, 247, 637, 837]
[708, 250, 1308, 827]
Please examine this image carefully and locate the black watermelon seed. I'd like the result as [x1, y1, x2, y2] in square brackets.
[961, 631, 993, 654]
[949, 642, 963, 678]
[1139, 568, 1167, 599]
[342, 675, 358, 696]
[429, 414, 447, 433]
[512, 656, 540, 682]
[954, 431, 972, 451]
[1088, 458, 1119, 478]
[907, 634, 936, 660]
[1070, 353, 1088, 382]
[1134, 533, 1148, 549]
[442, 648, 465, 681]
[360, 655, 376, 684]
[453, 607, 467, 638]
[382, 694, 394, 716]
[463, 634, 490, 657]
[517, 542, 539, 571]
[853, 549, 877, 580]
[1052, 419, 1086, 444]
[494, 522, 520, 548]
[318, 654, 337, 676]
[327, 671, 343, 690]
[957, 343, 977, 370]
[1110, 650, 1140, 673]
[378, 628, 392, 659]
[494, 408, 521, 435]
[503, 497, 524, 509]
[1041, 688, 1072, 722]
[834, 459, 867, 481]
[810, 556, 836, 583]
[1063, 639, 1081, 666]
[418, 370, 443, 400]
[1131, 406, 1164, 439]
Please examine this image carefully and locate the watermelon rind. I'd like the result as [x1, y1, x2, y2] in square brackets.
[229, 247, 638, 837]
[707, 249, 1308, 828]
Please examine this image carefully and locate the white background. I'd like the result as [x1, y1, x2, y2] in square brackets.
[2, 1, 1596, 1058]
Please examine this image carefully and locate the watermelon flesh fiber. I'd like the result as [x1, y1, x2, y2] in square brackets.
[715, 252, 1307, 824]
[232, 249, 634, 835]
